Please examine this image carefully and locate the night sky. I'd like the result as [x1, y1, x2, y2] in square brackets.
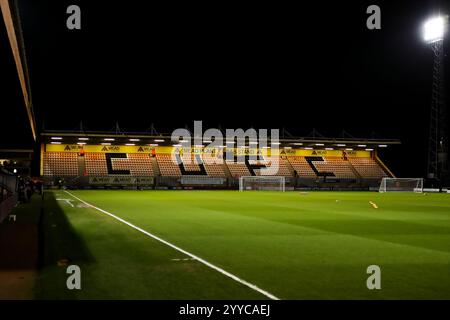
[1, 0, 449, 177]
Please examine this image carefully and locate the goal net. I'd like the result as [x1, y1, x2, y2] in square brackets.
[379, 178, 424, 193]
[239, 176, 285, 192]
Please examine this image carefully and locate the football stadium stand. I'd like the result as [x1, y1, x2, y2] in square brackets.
[156, 154, 181, 177]
[311, 157, 357, 179]
[40, 132, 397, 190]
[348, 157, 389, 180]
[226, 159, 252, 178]
[287, 156, 317, 178]
[43, 152, 78, 177]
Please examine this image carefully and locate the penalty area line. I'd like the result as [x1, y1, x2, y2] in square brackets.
[64, 190, 280, 300]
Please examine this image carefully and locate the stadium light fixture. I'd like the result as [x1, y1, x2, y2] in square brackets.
[423, 16, 447, 43]
[77, 142, 86, 145]
[51, 137, 62, 140]
[101, 143, 111, 146]
[203, 140, 212, 143]
[129, 138, 140, 142]
[345, 148, 353, 151]
[154, 139, 165, 142]
[51, 142, 61, 144]
[149, 143, 158, 147]
[304, 147, 313, 150]
[378, 144, 388, 148]
[104, 138, 115, 141]
[325, 147, 334, 150]
[173, 144, 182, 147]
[271, 142, 281, 145]
[365, 148, 374, 151]
[78, 137, 89, 141]
[125, 143, 135, 146]
[249, 141, 258, 145]
[357, 144, 367, 147]
[423, 15, 448, 181]
[262, 146, 270, 149]
[293, 143, 303, 146]
[336, 144, 346, 147]
[284, 147, 292, 150]
[315, 143, 324, 146]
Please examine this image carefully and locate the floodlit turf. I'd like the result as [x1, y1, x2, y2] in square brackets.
[37, 190, 450, 299]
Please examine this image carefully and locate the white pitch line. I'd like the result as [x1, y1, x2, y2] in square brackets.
[64, 190, 280, 300]
[56, 198, 74, 207]
[171, 258, 195, 261]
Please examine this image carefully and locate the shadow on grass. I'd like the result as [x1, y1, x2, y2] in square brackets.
[0, 196, 41, 270]
[35, 191, 96, 299]
[0, 195, 41, 299]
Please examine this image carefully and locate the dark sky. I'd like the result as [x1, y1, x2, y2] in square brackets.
[1, 0, 450, 177]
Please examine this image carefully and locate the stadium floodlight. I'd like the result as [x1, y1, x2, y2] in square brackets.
[149, 143, 158, 146]
[378, 144, 387, 148]
[325, 147, 334, 150]
[423, 16, 446, 43]
[358, 144, 367, 147]
[129, 138, 140, 141]
[154, 139, 165, 142]
[125, 143, 135, 146]
[262, 146, 270, 149]
[101, 143, 111, 146]
[293, 143, 303, 146]
[78, 137, 89, 141]
[336, 144, 346, 147]
[345, 148, 353, 151]
[315, 143, 324, 146]
[365, 148, 374, 151]
[304, 147, 313, 150]
[423, 15, 448, 182]
[104, 138, 115, 141]
[77, 142, 86, 145]
[51, 137, 62, 140]
[271, 142, 281, 145]
[51, 142, 61, 144]
[249, 141, 258, 145]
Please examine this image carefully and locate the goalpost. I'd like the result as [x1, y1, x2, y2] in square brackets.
[379, 178, 424, 193]
[239, 176, 286, 192]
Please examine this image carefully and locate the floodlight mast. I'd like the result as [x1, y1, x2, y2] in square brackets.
[424, 16, 449, 188]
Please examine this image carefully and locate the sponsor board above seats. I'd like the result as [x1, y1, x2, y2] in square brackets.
[45, 144, 371, 158]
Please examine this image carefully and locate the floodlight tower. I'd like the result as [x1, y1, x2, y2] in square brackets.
[423, 16, 449, 187]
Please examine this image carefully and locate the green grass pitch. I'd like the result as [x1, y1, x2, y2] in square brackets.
[36, 190, 450, 300]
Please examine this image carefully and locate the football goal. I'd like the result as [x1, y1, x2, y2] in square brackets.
[239, 176, 285, 192]
[379, 178, 424, 193]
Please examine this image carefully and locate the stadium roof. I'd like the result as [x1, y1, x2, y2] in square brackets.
[40, 131, 400, 150]
[0, 0, 36, 140]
